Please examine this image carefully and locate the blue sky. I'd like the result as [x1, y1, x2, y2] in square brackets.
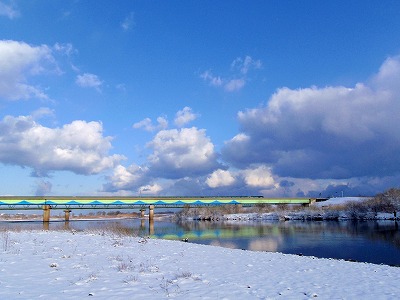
[1, 0, 400, 197]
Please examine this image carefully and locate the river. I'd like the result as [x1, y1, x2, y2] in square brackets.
[1, 218, 399, 266]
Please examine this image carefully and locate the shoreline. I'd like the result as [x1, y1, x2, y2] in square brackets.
[0, 212, 174, 222]
[177, 211, 400, 222]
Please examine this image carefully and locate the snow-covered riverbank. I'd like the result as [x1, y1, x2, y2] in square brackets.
[178, 197, 400, 222]
[1, 230, 399, 299]
[222, 211, 399, 222]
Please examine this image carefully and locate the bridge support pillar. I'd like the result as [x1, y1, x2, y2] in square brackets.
[64, 209, 71, 221]
[43, 205, 51, 222]
[140, 208, 145, 218]
[303, 198, 317, 207]
[149, 205, 154, 221]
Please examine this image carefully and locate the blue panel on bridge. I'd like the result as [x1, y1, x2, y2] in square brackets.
[170, 200, 186, 205]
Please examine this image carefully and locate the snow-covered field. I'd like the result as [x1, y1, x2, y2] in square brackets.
[315, 197, 370, 207]
[1, 230, 399, 299]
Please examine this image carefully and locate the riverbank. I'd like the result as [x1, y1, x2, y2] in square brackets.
[1, 230, 399, 299]
[0, 212, 174, 222]
[176, 197, 400, 222]
[222, 211, 399, 222]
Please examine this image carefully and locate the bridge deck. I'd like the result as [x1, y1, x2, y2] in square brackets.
[0, 196, 313, 209]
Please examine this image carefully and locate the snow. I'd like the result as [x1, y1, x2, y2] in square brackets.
[315, 197, 370, 207]
[1, 230, 399, 299]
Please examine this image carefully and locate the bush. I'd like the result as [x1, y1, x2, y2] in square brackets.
[368, 188, 400, 212]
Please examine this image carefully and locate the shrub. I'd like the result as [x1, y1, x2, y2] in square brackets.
[367, 188, 400, 212]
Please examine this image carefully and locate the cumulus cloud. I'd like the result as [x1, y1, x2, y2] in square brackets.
[102, 164, 150, 192]
[174, 107, 198, 127]
[161, 177, 205, 196]
[133, 116, 168, 132]
[102, 163, 165, 195]
[147, 127, 221, 178]
[222, 55, 400, 180]
[201, 56, 261, 92]
[133, 107, 197, 132]
[139, 184, 162, 195]
[0, 40, 56, 100]
[206, 169, 235, 188]
[242, 165, 276, 188]
[0, 1, 19, 19]
[0, 115, 124, 176]
[76, 73, 103, 91]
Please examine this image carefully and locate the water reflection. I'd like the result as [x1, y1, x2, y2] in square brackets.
[248, 238, 280, 252]
[1, 218, 400, 266]
[163, 220, 400, 266]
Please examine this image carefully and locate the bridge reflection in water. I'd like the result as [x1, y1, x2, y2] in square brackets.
[150, 225, 282, 240]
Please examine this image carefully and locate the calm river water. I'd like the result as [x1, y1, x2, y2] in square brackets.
[1, 218, 400, 266]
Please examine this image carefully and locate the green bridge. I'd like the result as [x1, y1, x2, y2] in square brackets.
[0, 196, 325, 222]
[0, 196, 318, 209]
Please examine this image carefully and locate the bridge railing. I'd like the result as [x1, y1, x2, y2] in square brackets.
[0, 196, 324, 222]
[0, 196, 314, 210]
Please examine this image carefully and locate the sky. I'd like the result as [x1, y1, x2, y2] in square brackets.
[0, 0, 400, 197]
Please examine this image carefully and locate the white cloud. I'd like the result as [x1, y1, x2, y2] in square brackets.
[110, 165, 142, 188]
[53, 43, 76, 57]
[121, 12, 135, 31]
[31, 107, 55, 120]
[133, 107, 197, 132]
[201, 69, 244, 92]
[174, 107, 198, 127]
[147, 127, 220, 178]
[231, 56, 262, 74]
[0, 115, 124, 176]
[222, 54, 400, 180]
[230, 133, 249, 143]
[133, 116, 168, 132]
[0, 2, 19, 19]
[201, 56, 261, 92]
[206, 169, 235, 188]
[76, 73, 103, 91]
[200, 71, 223, 87]
[0, 40, 56, 100]
[102, 164, 164, 194]
[224, 78, 245, 92]
[103, 164, 149, 192]
[139, 184, 162, 195]
[242, 165, 276, 188]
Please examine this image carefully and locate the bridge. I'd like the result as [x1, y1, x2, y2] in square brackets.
[0, 196, 324, 222]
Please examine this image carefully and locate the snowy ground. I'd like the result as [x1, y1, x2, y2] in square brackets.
[1, 230, 399, 299]
[315, 197, 370, 207]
